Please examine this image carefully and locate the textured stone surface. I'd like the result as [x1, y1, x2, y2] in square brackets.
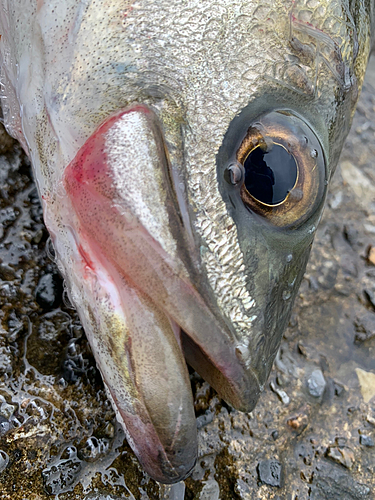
[257, 460, 283, 487]
[307, 369, 326, 398]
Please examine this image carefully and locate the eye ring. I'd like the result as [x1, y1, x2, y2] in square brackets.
[232, 111, 327, 229]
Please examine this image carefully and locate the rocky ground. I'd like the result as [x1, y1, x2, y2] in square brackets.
[0, 57, 374, 500]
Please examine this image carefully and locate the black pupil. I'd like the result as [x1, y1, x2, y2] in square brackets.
[243, 145, 297, 205]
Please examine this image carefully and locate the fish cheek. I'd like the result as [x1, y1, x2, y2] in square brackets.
[222, 191, 316, 385]
[257, 237, 313, 380]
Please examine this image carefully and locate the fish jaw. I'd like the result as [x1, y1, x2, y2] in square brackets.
[72, 241, 198, 483]
[61, 104, 263, 480]
[59, 105, 196, 483]
[73, 248, 197, 484]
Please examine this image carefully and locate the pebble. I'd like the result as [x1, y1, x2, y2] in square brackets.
[287, 412, 309, 435]
[368, 246, 375, 265]
[326, 445, 355, 469]
[257, 460, 283, 487]
[199, 479, 220, 500]
[0, 450, 9, 473]
[364, 223, 375, 235]
[35, 272, 63, 310]
[354, 313, 375, 343]
[340, 161, 375, 209]
[270, 381, 290, 405]
[329, 191, 343, 209]
[343, 224, 360, 248]
[334, 382, 344, 396]
[307, 369, 326, 398]
[355, 368, 375, 403]
[0, 416, 10, 437]
[159, 482, 185, 500]
[271, 430, 279, 440]
[359, 435, 374, 447]
[364, 285, 375, 309]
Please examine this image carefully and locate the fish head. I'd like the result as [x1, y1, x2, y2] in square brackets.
[1, 0, 374, 484]
[75, 0, 367, 405]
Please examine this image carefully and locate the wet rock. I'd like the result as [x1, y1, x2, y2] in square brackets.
[359, 435, 374, 447]
[0, 123, 17, 153]
[0, 399, 15, 420]
[84, 495, 124, 500]
[316, 260, 339, 290]
[295, 442, 314, 466]
[26, 310, 73, 376]
[0, 450, 9, 473]
[340, 160, 375, 210]
[199, 479, 220, 499]
[7, 311, 24, 340]
[307, 369, 326, 398]
[0, 346, 13, 375]
[311, 462, 370, 499]
[343, 224, 362, 249]
[159, 482, 186, 500]
[326, 444, 355, 469]
[354, 313, 375, 343]
[334, 381, 345, 396]
[257, 459, 283, 487]
[0, 416, 11, 437]
[329, 190, 343, 209]
[270, 380, 290, 405]
[0, 206, 19, 239]
[196, 411, 215, 429]
[364, 284, 375, 310]
[355, 368, 375, 403]
[42, 456, 83, 495]
[62, 356, 86, 383]
[35, 272, 63, 310]
[77, 436, 110, 462]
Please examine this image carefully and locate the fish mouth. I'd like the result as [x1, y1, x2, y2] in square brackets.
[61, 104, 260, 483]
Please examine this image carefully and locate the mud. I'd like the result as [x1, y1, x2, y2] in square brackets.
[0, 56, 374, 500]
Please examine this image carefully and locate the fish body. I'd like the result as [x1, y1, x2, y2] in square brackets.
[0, 0, 374, 484]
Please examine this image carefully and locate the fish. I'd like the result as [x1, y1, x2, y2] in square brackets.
[0, 0, 374, 485]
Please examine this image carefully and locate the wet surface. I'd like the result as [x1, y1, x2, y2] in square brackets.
[0, 56, 375, 499]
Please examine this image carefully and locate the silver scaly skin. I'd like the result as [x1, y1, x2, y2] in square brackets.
[0, 0, 374, 484]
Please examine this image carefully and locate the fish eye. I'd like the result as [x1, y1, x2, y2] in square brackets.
[226, 111, 327, 228]
[243, 144, 298, 205]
